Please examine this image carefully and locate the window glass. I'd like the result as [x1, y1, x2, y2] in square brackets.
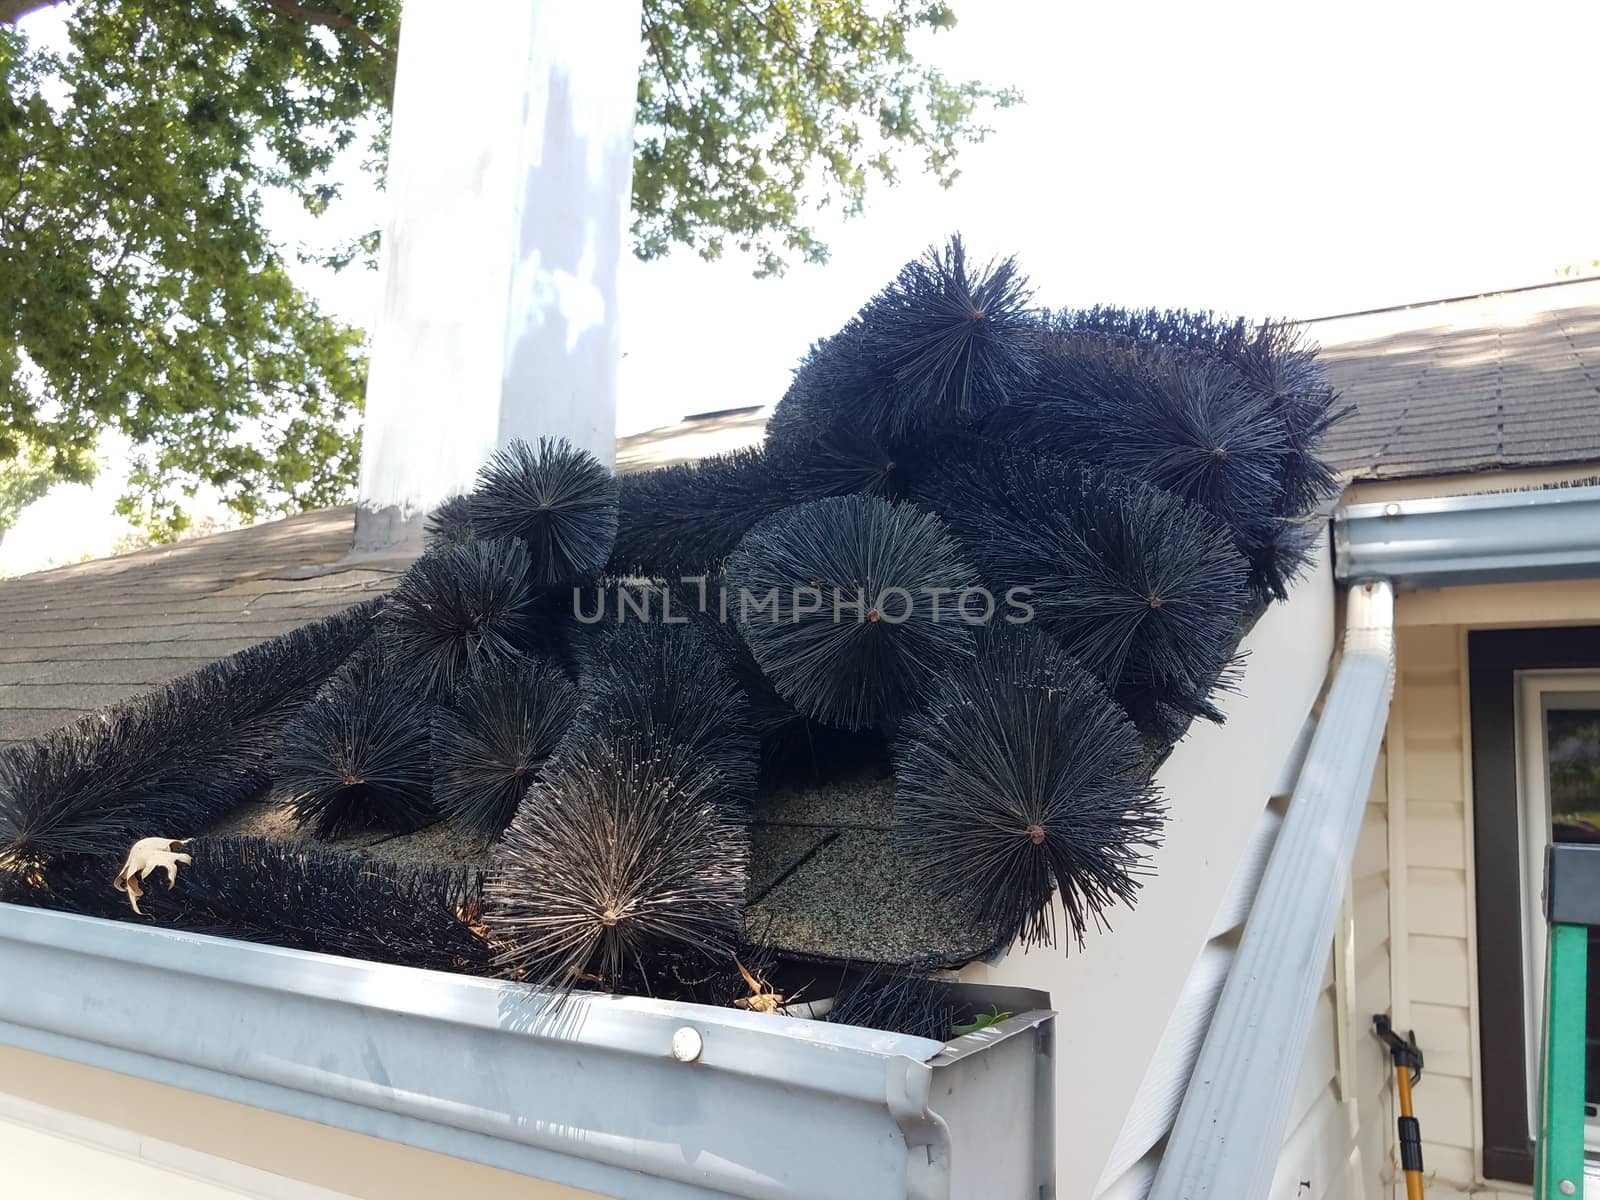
[1546, 708, 1600, 1109]
[1549, 709, 1600, 839]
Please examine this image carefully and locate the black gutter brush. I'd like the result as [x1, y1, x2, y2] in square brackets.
[1013, 332, 1291, 539]
[25, 836, 486, 974]
[470, 436, 619, 586]
[611, 434, 910, 581]
[896, 625, 1165, 951]
[766, 235, 1042, 450]
[424, 494, 476, 547]
[431, 654, 576, 842]
[381, 536, 536, 699]
[485, 732, 749, 993]
[859, 234, 1040, 440]
[572, 620, 757, 811]
[0, 601, 379, 873]
[726, 493, 978, 731]
[911, 446, 1249, 726]
[1238, 513, 1324, 605]
[827, 970, 959, 1040]
[1052, 306, 1351, 517]
[277, 643, 436, 838]
[610, 447, 791, 578]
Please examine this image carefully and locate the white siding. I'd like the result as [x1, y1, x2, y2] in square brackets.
[1392, 624, 1493, 1194]
[1348, 750, 1395, 1200]
[1268, 958, 1363, 1200]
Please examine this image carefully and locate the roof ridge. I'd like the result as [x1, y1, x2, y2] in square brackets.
[1304, 273, 1600, 326]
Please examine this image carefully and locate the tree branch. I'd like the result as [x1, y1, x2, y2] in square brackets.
[255, 0, 396, 62]
[0, 0, 62, 25]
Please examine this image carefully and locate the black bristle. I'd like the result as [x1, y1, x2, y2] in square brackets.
[1053, 303, 1252, 356]
[910, 446, 1249, 722]
[1233, 322, 1353, 515]
[610, 447, 791, 577]
[1237, 514, 1324, 604]
[470, 437, 619, 585]
[573, 620, 757, 810]
[0, 602, 378, 873]
[993, 325, 1337, 580]
[381, 537, 535, 699]
[485, 732, 749, 991]
[424, 494, 476, 547]
[725, 494, 979, 731]
[1038, 333, 1290, 529]
[507, 585, 589, 681]
[20, 836, 486, 973]
[896, 625, 1165, 950]
[764, 325, 886, 453]
[827, 970, 958, 1041]
[1115, 654, 1243, 745]
[430, 654, 576, 842]
[610, 436, 912, 581]
[773, 417, 907, 502]
[859, 235, 1040, 439]
[767, 238, 1040, 450]
[1052, 307, 1350, 517]
[277, 644, 437, 839]
[676, 580, 889, 781]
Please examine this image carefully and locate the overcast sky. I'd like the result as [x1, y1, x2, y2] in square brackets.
[5, 0, 1599, 573]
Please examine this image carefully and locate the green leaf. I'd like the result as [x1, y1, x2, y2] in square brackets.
[951, 1008, 1011, 1036]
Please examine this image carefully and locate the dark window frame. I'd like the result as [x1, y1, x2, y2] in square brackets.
[1468, 625, 1600, 1185]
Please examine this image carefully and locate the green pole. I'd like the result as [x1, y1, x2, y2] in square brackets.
[1537, 921, 1589, 1200]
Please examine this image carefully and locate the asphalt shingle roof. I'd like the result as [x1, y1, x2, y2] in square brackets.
[1313, 277, 1600, 481]
[0, 411, 769, 747]
[0, 507, 401, 747]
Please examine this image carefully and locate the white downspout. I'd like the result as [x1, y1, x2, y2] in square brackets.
[1149, 579, 1396, 1200]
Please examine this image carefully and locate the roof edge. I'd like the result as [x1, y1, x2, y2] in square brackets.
[1304, 272, 1600, 326]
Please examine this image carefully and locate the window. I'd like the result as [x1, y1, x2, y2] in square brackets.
[1468, 627, 1600, 1186]
[1515, 676, 1600, 1150]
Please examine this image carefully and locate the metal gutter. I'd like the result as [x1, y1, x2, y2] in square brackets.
[1149, 579, 1396, 1200]
[0, 903, 1054, 1200]
[1333, 482, 1600, 589]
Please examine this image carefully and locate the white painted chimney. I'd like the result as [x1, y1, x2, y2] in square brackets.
[354, 0, 641, 551]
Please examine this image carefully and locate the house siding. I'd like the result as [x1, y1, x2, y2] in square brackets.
[1347, 749, 1395, 1200]
[1346, 573, 1600, 1200]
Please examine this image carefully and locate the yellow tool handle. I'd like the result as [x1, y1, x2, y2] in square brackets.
[1395, 1066, 1425, 1199]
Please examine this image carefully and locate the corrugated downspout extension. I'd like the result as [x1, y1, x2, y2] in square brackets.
[1149, 579, 1396, 1200]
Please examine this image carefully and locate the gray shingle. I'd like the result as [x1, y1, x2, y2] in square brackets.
[0, 506, 402, 743]
[1315, 278, 1600, 481]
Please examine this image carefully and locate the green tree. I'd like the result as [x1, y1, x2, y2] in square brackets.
[0, 0, 1014, 540]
